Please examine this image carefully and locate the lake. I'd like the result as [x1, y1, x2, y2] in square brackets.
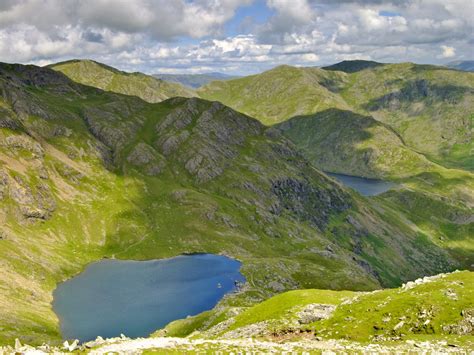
[326, 172, 396, 196]
[52, 254, 245, 342]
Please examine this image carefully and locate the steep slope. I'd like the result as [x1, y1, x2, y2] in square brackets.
[153, 72, 238, 88]
[200, 61, 474, 172]
[276, 109, 435, 179]
[198, 65, 350, 125]
[0, 63, 458, 345]
[49, 59, 196, 102]
[340, 62, 474, 170]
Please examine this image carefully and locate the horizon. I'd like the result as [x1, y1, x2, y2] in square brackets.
[3, 57, 472, 77]
[0, 0, 472, 76]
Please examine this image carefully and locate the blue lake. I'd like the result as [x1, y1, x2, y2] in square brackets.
[52, 254, 245, 342]
[326, 172, 396, 196]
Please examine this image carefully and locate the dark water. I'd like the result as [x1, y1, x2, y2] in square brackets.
[53, 254, 245, 342]
[326, 172, 396, 196]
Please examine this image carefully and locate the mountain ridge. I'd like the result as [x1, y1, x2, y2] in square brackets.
[48, 59, 196, 103]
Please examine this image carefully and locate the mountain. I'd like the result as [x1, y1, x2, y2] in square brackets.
[322, 59, 385, 73]
[0, 62, 460, 345]
[48, 59, 196, 102]
[447, 60, 474, 72]
[200, 61, 474, 172]
[198, 65, 350, 125]
[153, 72, 239, 88]
[275, 108, 436, 179]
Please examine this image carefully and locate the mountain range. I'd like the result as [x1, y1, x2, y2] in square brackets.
[153, 72, 239, 88]
[0, 59, 472, 347]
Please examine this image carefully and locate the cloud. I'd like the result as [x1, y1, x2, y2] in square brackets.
[0, 0, 472, 74]
[0, 0, 251, 40]
[440, 45, 456, 58]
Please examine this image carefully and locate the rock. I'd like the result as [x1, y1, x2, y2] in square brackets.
[393, 321, 405, 331]
[222, 321, 269, 339]
[268, 281, 285, 292]
[127, 143, 166, 176]
[63, 339, 79, 352]
[4, 135, 44, 158]
[297, 304, 336, 324]
[445, 288, 458, 300]
[14, 338, 22, 351]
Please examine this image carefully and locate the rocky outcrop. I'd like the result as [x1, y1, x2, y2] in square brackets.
[271, 177, 351, 230]
[155, 99, 262, 183]
[2, 172, 56, 221]
[297, 304, 336, 324]
[127, 143, 166, 176]
[4, 135, 44, 158]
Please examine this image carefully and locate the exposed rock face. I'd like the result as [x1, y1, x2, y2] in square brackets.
[127, 143, 166, 176]
[0, 107, 21, 130]
[155, 98, 262, 183]
[271, 177, 351, 230]
[7, 174, 56, 221]
[4, 135, 44, 158]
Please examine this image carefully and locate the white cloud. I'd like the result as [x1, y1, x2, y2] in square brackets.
[440, 45, 456, 58]
[0, 0, 472, 74]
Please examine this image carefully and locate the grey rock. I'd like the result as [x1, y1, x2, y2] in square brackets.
[297, 304, 336, 324]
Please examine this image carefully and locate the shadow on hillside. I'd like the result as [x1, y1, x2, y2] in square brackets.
[277, 108, 393, 178]
[322, 60, 385, 73]
[364, 80, 474, 110]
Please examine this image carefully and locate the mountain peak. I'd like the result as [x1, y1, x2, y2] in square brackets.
[49, 59, 196, 103]
[322, 60, 385, 73]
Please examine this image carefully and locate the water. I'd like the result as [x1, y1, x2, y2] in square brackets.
[52, 254, 245, 342]
[326, 172, 395, 196]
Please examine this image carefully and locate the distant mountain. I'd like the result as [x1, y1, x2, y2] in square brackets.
[49, 59, 196, 102]
[153, 72, 239, 88]
[200, 61, 474, 172]
[446, 60, 474, 72]
[199, 65, 350, 125]
[322, 60, 385, 73]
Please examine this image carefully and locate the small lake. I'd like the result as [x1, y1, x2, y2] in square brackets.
[53, 254, 245, 342]
[326, 172, 396, 196]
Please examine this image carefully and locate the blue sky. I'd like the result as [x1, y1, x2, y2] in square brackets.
[0, 0, 472, 75]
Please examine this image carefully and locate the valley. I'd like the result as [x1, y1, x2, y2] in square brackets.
[0, 59, 472, 352]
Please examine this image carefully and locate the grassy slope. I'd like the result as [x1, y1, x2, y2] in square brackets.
[340, 62, 474, 171]
[276, 109, 435, 179]
[160, 271, 473, 346]
[49, 60, 196, 103]
[0, 63, 458, 346]
[198, 65, 350, 125]
[199, 62, 474, 172]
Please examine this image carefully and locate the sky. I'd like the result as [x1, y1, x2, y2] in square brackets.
[0, 0, 472, 75]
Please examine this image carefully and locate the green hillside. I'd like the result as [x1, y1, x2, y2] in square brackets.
[0, 62, 462, 346]
[198, 65, 350, 125]
[158, 271, 473, 346]
[200, 61, 474, 172]
[276, 108, 435, 179]
[49, 59, 196, 103]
